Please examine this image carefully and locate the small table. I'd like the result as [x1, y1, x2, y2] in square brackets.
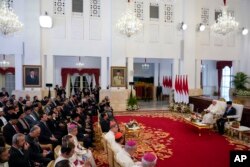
[229, 126, 250, 140]
[183, 117, 212, 136]
[125, 125, 140, 141]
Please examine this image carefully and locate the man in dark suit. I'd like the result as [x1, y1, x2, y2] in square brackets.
[3, 114, 19, 145]
[16, 113, 30, 135]
[26, 125, 53, 166]
[26, 69, 39, 85]
[24, 106, 39, 127]
[38, 113, 58, 146]
[216, 101, 236, 134]
[8, 133, 32, 167]
[100, 112, 110, 133]
[0, 88, 9, 97]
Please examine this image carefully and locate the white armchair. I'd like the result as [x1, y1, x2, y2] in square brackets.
[214, 100, 244, 130]
[228, 103, 244, 122]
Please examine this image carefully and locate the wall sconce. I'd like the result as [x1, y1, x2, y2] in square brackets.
[198, 23, 206, 32]
[180, 22, 187, 31]
[39, 12, 53, 28]
[242, 27, 248, 35]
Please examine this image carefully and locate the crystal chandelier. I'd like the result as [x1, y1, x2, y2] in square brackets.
[0, 1, 23, 35]
[76, 57, 84, 68]
[116, 0, 142, 37]
[0, 54, 10, 68]
[211, 0, 239, 36]
[142, 58, 150, 70]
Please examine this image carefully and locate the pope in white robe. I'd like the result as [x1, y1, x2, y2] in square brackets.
[202, 100, 224, 124]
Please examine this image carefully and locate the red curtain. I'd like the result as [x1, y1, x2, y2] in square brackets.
[0, 68, 15, 74]
[216, 61, 232, 96]
[61, 68, 100, 88]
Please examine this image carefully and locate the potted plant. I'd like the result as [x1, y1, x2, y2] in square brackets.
[127, 95, 139, 110]
[232, 72, 249, 90]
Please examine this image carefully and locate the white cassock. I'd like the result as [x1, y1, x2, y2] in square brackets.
[111, 142, 123, 154]
[69, 134, 97, 167]
[0, 162, 9, 167]
[116, 149, 135, 167]
[202, 103, 223, 124]
[104, 130, 115, 145]
[54, 155, 76, 167]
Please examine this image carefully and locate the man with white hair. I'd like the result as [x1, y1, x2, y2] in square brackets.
[202, 100, 223, 124]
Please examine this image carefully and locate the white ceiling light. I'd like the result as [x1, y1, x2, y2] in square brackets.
[76, 57, 84, 68]
[198, 23, 206, 32]
[242, 28, 248, 35]
[142, 58, 150, 70]
[39, 12, 52, 28]
[180, 22, 187, 31]
[0, 1, 23, 35]
[116, 0, 142, 37]
[211, 0, 238, 36]
[0, 54, 10, 68]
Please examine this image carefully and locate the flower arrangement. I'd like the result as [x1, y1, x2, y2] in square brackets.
[231, 121, 240, 128]
[235, 89, 250, 96]
[127, 119, 139, 128]
[170, 103, 191, 113]
[127, 95, 139, 111]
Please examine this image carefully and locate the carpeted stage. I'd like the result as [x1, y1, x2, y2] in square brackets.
[93, 112, 250, 167]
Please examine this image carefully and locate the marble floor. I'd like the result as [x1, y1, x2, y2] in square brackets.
[138, 100, 169, 111]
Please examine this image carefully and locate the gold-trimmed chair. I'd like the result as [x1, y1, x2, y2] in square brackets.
[114, 153, 122, 167]
[107, 143, 114, 167]
[54, 145, 61, 159]
[47, 160, 55, 167]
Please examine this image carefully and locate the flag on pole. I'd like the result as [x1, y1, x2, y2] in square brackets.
[162, 76, 165, 87]
[179, 75, 183, 103]
[174, 75, 177, 103]
[185, 75, 189, 104]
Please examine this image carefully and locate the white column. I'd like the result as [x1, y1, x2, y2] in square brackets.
[15, 54, 23, 90]
[173, 58, 179, 82]
[46, 55, 54, 85]
[127, 57, 134, 85]
[182, 0, 197, 89]
[154, 62, 159, 86]
[101, 56, 108, 89]
[195, 59, 201, 89]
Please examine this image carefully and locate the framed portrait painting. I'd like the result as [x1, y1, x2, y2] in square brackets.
[111, 66, 127, 87]
[23, 65, 42, 87]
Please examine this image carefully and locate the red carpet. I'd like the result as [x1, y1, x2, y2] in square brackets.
[115, 114, 249, 167]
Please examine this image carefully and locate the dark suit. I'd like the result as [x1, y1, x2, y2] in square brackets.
[100, 119, 110, 133]
[9, 146, 31, 167]
[16, 118, 30, 134]
[26, 75, 39, 85]
[25, 134, 52, 165]
[24, 114, 39, 127]
[38, 121, 53, 144]
[216, 106, 236, 134]
[0, 91, 9, 97]
[3, 123, 19, 145]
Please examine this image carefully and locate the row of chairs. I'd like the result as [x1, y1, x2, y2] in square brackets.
[103, 136, 122, 167]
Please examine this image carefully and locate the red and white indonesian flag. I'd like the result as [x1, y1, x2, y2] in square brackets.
[174, 75, 189, 104]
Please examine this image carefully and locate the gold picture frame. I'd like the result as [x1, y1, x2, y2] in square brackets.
[111, 66, 127, 87]
[23, 65, 42, 87]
